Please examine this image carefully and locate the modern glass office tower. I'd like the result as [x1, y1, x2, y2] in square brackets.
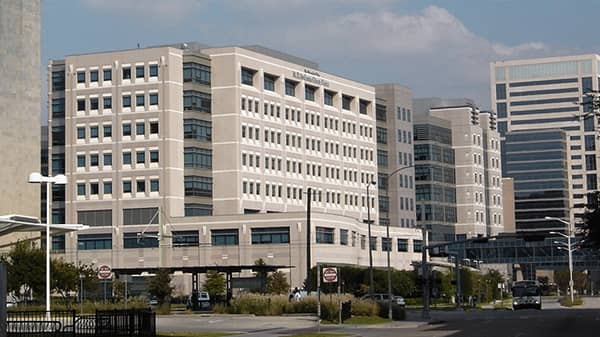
[503, 129, 570, 231]
[491, 55, 600, 224]
[413, 115, 457, 242]
[414, 98, 503, 240]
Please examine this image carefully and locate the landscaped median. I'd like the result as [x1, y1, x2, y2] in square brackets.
[211, 293, 400, 322]
[559, 296, 584, 307]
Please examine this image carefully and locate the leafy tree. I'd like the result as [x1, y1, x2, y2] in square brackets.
[112, 279, 126, 301]
[147, 269, 173, 304]
[203, 270, 226, 298]
[51, 258, 79, 300]
[78, 263, 99, 300]
[1, 241, 45, 301]
[580, 191, 600, 249]
[555, 270, 588, 294]
[267, 271, 290, 295]
[253, 258, 268, 293]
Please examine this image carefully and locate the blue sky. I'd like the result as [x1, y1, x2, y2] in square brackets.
[42, 0, 600, 108]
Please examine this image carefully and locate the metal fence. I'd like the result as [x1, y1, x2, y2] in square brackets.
[6, 309, 156, 337]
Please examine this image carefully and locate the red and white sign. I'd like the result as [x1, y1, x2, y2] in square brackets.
[322, 267, 338, 283]
[97, 264, 112, 279]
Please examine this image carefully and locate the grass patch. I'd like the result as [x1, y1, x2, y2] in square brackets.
[158, 332, 237, 337]
[286, 332, 350, 337]
[322, 315, 390, 325]
[559, 297, 583, 307]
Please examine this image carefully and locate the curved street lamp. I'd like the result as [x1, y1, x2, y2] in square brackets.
[546, 216, 575, 303]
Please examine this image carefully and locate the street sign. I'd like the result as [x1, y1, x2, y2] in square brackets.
[97, 264, 112, 279]
[322, 267, 338, 283]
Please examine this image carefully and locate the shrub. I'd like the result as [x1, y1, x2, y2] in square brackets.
[350, 299, 378, 317]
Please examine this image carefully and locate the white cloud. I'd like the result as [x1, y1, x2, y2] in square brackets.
[83, 0, 204, 22]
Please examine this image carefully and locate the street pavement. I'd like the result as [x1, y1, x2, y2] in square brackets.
[157, 296, 600, 336]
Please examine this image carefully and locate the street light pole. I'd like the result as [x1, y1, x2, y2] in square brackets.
[546, 216, 575, 303]
[366, 181, 375, 297]
[28, 172, 67, 313]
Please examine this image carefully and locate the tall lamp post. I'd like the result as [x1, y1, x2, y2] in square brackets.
[384, 165, 414, 319]
[545, 216, 575, 303]
[28, 172, 67, 312]
[366, 181, 376, 297]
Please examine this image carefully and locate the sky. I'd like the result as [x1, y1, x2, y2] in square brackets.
[41, 0, 600, 109]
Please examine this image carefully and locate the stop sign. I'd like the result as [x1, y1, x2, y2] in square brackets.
[322, 267, 338, 283]
[97, 264, 112, 279]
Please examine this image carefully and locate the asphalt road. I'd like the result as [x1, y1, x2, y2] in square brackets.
[157, 297, 600, 337]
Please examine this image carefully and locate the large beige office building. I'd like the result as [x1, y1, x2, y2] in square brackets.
[47, 44, 422, 289]
[0, 0, 41, 223]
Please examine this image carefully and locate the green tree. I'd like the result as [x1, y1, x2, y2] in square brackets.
[1, 241, 45, 300]
[51, 257, 79, 301]
[267, 271, 290, 295]
[78, 263, 100, 300]
[203, 270, 226, 298]
[580, 191, 600, 248]
[147, 269, 173, 304]
[555, 270, 588, 294]
[253, 258, 268, 293]
[112, 279, 126, 301]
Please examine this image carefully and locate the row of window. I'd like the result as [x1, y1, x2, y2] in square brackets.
[316, 227, 421, 252]
[76, 121, 159, 141]
[241, 67, 371, 114]
[76, 93, 159, 113]
[75, 64, 159, 86]
[76, 150, 159, 169]
[398, 151, 413, 167]
[76, 178, 159, 197]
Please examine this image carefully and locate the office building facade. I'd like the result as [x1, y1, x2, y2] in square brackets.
[491, 55, 600, 225]
[47, 44, 422, 289]
[413, 98, 503, 239]
[375, 84, 416, 229]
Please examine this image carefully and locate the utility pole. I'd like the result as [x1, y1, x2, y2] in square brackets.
[421, 227, 430, 319]
[366, 182, 375, 297]
[306, 187, 312, 287]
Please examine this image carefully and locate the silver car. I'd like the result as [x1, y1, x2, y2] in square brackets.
[361, 293, 406, 307]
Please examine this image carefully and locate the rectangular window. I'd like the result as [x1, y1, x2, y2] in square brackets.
[184, 176, 213, 197]
[413, 239, 423, 252]
[184, 147, 212, 169]
[52, 71, 65, 90]
[382, 237, 392, 252]
[123, 180, 132, 193]
[136, 151, 145, 164]
[211, 229, 239, 246]
[376, 127, 387, 144]
[342, 95, 352, 110]
[285, 79, 297, 96]
[150, 122, 159, 134]
[359, 99, 370, 114]
[122, 67, 131, 80]
[77, 127, 86, 139]
[241, 67, 255, 86]
[251, 227, 290, 244]
[496, 83, 506, 100]
[150, 150, 159, 163]
[103, 96, 112, 109]
[123, 95, 131, 108]
[77, 209, 112, 227]
[90, 182, 99, 195]
[183, 62, 211, 85]
[103, 69, 112, 81]
[183, 90, 211, 113]
[136, 122, 145, 135]
[316, 227, 334, 244]
[90, 97, 98, 110]
[90, 154, 99, 166]
[77, 71, 85, 83]
[377, 150, 388, 167]
[149, 93, 158, 106]
[123, 207, 158, 225]
[585, 135, 596, 151]
[136, 65, 144, 78]
[122, 123, 131, 136]
[305, 85, 316, 101]
[149, 64, 158, 77]
[122, 152, 131, 165]
[124, 232, 158, 249]
[104, 181, 112, 194]
[52, 98, 65, 116]
[172, 231, 199, 247]
[136, 94, 145, 107]
[136, 180, 145, 193]
[369, 236, 377, 251]
[77, 155, 86, 168]
[90, 70, 98, 82]
[78, 233, 112, 250]
[77, 183, 86, 196]
[264, 74, 276, 91]
[150, 179, 159, 192]
[397, 239, 408, 252]
[324, 90, 334, 106]
[103, 125, 112, 138]
[77, 99, 85, 111]
[340, 229, 349, 246]
[496, 102, 507, 118]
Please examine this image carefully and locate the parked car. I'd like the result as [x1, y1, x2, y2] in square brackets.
[186, 291, 211, 310]
[148, 296, 159, 306]
[360, 293, 406, 307]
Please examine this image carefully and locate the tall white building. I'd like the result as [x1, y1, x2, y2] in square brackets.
[491, 55, 600, 228]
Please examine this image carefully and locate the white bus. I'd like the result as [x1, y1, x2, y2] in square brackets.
[512, 280, 542, 310]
